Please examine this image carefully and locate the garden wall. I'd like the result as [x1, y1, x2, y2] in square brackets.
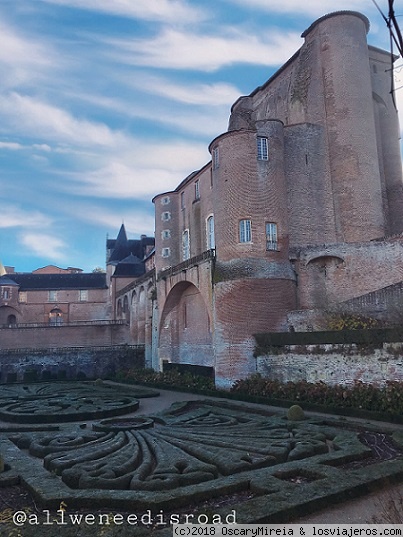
[0, 345, 144, 384]
[256, 342, 403, 386]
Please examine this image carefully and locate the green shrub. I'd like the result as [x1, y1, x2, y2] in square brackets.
[114, 368, 215, 391]
[287, 405, 305, 421]
[231, 375, 403, 415]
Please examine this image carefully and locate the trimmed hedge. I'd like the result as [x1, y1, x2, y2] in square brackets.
[231, 375, 403, 415]
[114, 368, 215, 391]
[254, 327, 403, 355]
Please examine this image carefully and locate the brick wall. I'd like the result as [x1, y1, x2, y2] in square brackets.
[0, 323, 131, 349]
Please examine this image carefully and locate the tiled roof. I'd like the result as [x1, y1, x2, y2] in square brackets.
[7, 272, 107, 291]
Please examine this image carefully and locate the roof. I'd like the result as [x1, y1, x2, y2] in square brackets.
[107, 224, 155, 264]
[7, 272, 107, 291]
[0, 275, 20, 287]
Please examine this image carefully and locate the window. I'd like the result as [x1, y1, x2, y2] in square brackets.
[194, 180, 200, 200]
[49, 308, 63, 325]
[2, 288, 10, 300]
[266, 222, 278, 250]
[239, 219, 252, 243]
[182, 229, 190, 260]
[48, 290, 57, 302]
[161, 229, 171, 239]
[162, 247, 170, 258]
[18, 291, 27, 303]
[161, 211, 171, 221]
[257, 136, 269, 160]
[161, 196, 170, 205]
[207, 215, 215, 250]
[212, 147, 219, 170]
[79, 290, 88, 302]
[181, 191, 185, 210]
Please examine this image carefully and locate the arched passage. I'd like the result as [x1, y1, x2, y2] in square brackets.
[159, 281, 213, 367]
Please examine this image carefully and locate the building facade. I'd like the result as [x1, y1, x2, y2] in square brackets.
[0, 271, 109, 326]
[113, 11, 403, 388]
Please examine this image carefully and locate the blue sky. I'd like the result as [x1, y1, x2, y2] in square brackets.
[0, 0, 400, 272]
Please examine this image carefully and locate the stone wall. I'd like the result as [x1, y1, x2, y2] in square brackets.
[256, 343, 403, 386]
[0, 345, 144, 384]
[0, 322, 131, 349]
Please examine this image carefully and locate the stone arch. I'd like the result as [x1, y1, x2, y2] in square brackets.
[159, 281, 213, 367]
[305, 255, 345, 308]
[49, 308, 63, 325]
[123, 295, 129, 323]
[117, 299, 123, 319]
[0, 306, 19, 326]
[130, 290, 138, 342]
[137, 287, 146, 345]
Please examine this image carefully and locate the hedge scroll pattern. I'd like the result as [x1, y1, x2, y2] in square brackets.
[0, 382, 158, 422]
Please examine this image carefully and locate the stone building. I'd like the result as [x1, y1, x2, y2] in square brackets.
[114, 11, 403, 388]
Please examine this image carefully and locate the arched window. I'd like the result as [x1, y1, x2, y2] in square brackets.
[49, 308, 63, 325]
[206, 215, 215, 250]
[182, 229, 190, 260]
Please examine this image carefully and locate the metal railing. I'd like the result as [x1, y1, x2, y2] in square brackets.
[157, 249, 215, 281]
[0, 320, 127, 329]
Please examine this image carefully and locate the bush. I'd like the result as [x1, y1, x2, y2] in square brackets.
[287, 405, 305, 421]
[230, 374, 403, 415]
[114, 368, 215, 391]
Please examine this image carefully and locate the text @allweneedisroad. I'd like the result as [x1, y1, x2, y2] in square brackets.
[11, 508, 237, 528]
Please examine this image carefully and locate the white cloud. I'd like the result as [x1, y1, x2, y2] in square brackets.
[71, 205, 155, 237]
[38, 0, 205, 24]
[225, 0, 373, 18]
[19, 233, 68, 261]
[0, 206, 51, 229]
[0, 93, 129, 148]
[0, 21, 56, 89]
[127, 75, 241, 106]
[0, 142, 24, 150]
[106, 27, 302, 71]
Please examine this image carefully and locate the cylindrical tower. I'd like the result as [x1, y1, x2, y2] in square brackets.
[210, 123, 297, 388]
[303, 11, 386, 242]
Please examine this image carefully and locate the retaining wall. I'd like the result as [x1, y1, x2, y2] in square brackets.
[256, 342, 403, 386]
[0, 345, 144, 384]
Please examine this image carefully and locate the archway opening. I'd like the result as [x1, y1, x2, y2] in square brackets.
[159, 281, 213, 368]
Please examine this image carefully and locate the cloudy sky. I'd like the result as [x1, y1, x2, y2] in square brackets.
[0, 0, 400, 272]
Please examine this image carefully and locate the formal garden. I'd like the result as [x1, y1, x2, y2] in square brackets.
[0, 378, 402, 536]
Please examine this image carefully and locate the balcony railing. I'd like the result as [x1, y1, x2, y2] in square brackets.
[157, 249, 215, 281]
[0, 320, 127, 329]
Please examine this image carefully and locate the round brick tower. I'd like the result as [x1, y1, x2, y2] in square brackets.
[302, 11, 386, 242]
[210, 121, 297, 388]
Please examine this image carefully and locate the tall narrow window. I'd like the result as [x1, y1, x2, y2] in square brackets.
[212, 147, 219, 170]
[194, 180, 200, 200]
[257, 136, 269, 160]
[48, 290, 57, 302]
[266, 222, 278, 250]
[79, 290, 88, 302]
[182, 229, 190, 260]
[181, 191, 185, 210]
[239, 219, 252, 243]
[207, 215, 215, 250]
